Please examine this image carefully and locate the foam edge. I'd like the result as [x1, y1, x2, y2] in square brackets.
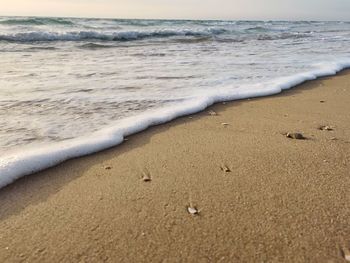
[1, 59, 350, 189]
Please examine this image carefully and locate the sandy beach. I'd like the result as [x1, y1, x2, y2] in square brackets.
[0, 70, 349, 262]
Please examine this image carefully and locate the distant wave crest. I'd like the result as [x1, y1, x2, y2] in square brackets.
[78, 43, 116, 49]
[0, 17, 74, 26]
[0, 28, 229, 42]
[0, 28, 312, 43]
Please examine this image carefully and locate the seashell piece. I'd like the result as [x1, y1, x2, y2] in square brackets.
[221, 123, 229, 126]
[142, 169, 152, 182]
[142, 172, 151, 182]
[187, 206, 199, 215]
[318, 125, 333, 131]
[208, 110, 217, 116]
[342, 247, 350, 262]
[221, 165, 231, 173]
[286, 132, 305, 140]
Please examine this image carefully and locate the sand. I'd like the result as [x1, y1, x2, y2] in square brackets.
[0, 70, 349, 262]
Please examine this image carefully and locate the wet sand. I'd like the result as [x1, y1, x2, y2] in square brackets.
[0, 70, 349, 262]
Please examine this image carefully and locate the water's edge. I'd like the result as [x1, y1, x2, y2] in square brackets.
[1, 61, 350, 189]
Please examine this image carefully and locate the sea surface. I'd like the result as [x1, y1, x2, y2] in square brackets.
[0, 17, 350, 187]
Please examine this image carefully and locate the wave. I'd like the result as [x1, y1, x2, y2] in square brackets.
[0, 17, 74, 26]
[78, 43, 117, 49]
[0, 28, 313, 43]
[169, 36, 213, 44]
[257, 32, 311, 40]
[0, 28, 228, 42]
[0, 59, 349, 189]
[26, 46, 57, 51]
[246, 26, 269, 32]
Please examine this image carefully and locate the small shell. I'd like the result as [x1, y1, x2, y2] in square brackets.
[318, 125, 333, 131]
[286, 132, 305, 140]
[221, 165, 231, 173]
[187, 206, 199, 215]
[208, 110, 217, 116]
[142, 173, 151, 182]
[342, 247, 350, 262]
[221, 123, 229, 126]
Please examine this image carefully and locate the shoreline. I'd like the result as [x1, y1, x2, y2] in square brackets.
[0, 70, 350, 262]
[1, 62, 350, 189]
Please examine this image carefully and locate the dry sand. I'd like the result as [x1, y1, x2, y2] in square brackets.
[0, 70, 350, 262]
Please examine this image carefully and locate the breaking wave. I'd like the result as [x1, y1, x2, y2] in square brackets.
[0, 28, 228, 42]
[0, 28, 313, 43]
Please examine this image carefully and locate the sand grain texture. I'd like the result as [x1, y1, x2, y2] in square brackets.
[0, 71, 350, 262]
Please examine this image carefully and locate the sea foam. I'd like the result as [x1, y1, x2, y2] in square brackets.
[1, 59, 349, 189]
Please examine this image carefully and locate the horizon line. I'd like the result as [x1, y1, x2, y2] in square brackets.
[0, 14, 349, 23]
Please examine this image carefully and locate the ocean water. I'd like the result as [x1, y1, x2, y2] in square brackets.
[0, 17, 350, 188]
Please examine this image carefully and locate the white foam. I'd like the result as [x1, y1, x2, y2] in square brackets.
[1, 59, 350, 189]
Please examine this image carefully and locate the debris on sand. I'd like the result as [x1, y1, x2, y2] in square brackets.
[105, 166, 112, 170]
[208, 110, 218, 116]
[285, 132, 306, 140]
[318, 125, 334, 131]
[341, 247, 350, 262]
[320, 100, 325, 103]
[142, 171, 152, 182]
[221, 123, 229, 127]
[142, 175, 151, 182]
[187, 206, 199, 215]
[221, 165, 231, 173]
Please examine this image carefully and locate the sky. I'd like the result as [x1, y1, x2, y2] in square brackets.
[0, 0, 349, 20]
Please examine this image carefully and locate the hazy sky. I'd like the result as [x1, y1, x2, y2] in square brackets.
[1, 0, 349, 20]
